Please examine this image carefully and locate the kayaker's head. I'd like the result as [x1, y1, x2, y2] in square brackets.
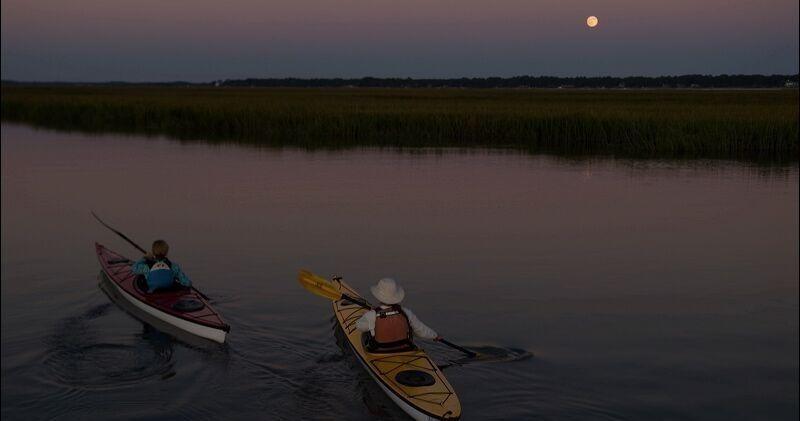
[151, 240, 169, 259]
[370, 278, 405, 305]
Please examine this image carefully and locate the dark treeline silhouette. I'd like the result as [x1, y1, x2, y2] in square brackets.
[216, 74, 799, 88]
[1, 80, 194, 87]
[3, 74, 798, 88]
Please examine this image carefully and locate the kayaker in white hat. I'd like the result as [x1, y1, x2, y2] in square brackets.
[131, 240, 192, 293]
[355, 278, 441, 351]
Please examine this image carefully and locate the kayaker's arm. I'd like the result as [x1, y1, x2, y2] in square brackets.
[171, 262, 192, 287]
[403, 308, 438, 340]
[130, 258, 150, 275]
[355, 310, 377, 335]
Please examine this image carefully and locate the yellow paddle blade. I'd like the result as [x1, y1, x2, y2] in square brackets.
[298, 269, 343, 301]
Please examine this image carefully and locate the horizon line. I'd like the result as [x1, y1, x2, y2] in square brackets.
[3, 73, 799, 85]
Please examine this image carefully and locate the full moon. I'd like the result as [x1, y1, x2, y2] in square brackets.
[587, 16, 599, 28]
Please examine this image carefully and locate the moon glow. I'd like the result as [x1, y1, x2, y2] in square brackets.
[587, 16, 598, 28]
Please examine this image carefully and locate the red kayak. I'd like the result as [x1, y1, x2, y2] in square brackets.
[95, 243, 229, 343]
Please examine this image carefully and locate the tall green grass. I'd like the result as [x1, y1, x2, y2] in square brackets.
[1, 86, 797, 160]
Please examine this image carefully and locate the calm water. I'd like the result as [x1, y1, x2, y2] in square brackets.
[2, 123, 798, 420]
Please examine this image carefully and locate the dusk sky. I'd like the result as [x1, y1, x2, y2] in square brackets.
[2, 0, 798, 82]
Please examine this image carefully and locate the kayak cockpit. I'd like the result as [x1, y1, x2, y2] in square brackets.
[361, 332, 417, 353]
[133, 276, 206, 312]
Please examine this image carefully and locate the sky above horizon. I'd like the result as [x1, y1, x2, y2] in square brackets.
[1, 0, 798, 82]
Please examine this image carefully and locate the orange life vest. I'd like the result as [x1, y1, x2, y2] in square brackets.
[372, 305, 412, 350]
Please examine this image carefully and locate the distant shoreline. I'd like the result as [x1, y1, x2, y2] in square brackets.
[2, 86, 797, 162]
[2, 84, 796, 92]
[3, 74, 798, 89]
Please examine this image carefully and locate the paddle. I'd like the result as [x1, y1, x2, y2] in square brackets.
[437, 338, 477, 358]
[91, 211, 210, 301]
[298, 270, 369, 308]
[297, 269, 478, 358]
[91, 211, 147, 255]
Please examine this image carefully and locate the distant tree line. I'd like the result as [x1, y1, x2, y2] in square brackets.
[3, 74, 798, 88]
[216, 74, 799, 88]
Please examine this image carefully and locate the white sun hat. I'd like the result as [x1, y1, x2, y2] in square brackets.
[370, 278, 405, 305]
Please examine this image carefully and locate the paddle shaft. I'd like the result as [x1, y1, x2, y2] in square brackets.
[438, 338, 478, 358]
[341, 293, 370, 308]
[299, 270, 478, 358]
[92, 211, 148, 255]
[342, 294, 475, 357]
[343, 292, 476, 358]
[92, 211, 210, 301]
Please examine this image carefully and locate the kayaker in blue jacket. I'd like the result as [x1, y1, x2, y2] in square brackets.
[131, 240, 192, 293]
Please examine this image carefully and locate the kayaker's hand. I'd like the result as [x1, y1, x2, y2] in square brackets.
[434, 336, 443, 342]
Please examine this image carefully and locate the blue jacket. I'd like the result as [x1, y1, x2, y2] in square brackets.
[131, 257, 192, 292]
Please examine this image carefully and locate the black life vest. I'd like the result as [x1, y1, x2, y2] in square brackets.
[145, 257, 173, 269]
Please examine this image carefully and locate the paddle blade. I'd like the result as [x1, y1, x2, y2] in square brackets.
[298, 270, 343, 301]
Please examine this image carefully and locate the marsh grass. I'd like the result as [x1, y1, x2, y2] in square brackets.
[1, 86, 797, 160]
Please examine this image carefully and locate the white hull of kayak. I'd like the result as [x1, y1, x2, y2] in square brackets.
[104, 271, 227, 343]
[347, 341, 438, 421]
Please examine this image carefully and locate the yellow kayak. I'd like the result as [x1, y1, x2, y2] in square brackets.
[332, 279, 462, 420]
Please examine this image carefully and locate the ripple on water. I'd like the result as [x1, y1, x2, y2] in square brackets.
[42, 304, 175, 391]
[44, 341, 174, 390]
[447, 354, 630, 421]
